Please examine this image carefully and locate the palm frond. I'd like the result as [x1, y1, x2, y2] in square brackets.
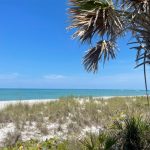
[120, 0, 150, 14]
[129, 13, 150, 105]
[83, 40, 117, 72]
[130, 14, 150, 66]
[68, 0, 124, 43]
[113, 116, 150, 150]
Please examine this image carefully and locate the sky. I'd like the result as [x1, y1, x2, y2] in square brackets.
[0, 0, 149, 89]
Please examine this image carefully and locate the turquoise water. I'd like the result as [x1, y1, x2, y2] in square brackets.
[0, 89, 149, 101]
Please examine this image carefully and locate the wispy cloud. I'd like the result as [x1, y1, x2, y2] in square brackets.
[83, 71, 150, 89]
[0, 71, 149, 89]
[0, 73, 20, 80]
[43, 74, 65, 80]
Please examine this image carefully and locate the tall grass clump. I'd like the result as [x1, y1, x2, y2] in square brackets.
[0, 96, 149, 149]
[2, 116, 149, 150]
[81, 116, 150, 150]
[113, 117, 150, 150]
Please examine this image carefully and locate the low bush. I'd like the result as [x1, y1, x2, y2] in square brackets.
[2, 116, 150, 150]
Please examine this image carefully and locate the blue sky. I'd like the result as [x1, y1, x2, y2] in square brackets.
[0, 0, 149, 89]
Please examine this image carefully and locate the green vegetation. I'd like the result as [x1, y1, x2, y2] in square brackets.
[0, 96, 149, 149]
[2, 116, 150, 150]
[68, 0, 150, 105]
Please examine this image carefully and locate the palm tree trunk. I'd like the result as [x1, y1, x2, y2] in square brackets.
[144, 52, 149, 106]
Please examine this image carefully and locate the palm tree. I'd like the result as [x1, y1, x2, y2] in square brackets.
[68, 0, 150, 105]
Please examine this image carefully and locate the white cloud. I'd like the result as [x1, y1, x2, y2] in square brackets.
[0, 71, 149, 89]
[0, 73, 20, 80]
[43, 74, 65, 80]
[83, 71, 150, 89]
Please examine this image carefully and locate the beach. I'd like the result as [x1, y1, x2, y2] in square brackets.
[0, 96, 149, 148]
[0, 96, 133, 110]
[0, 99, 58, 110]
[0, 88, 146, 110]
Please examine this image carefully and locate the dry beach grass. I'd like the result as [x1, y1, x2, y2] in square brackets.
[0, 96, 149, 148]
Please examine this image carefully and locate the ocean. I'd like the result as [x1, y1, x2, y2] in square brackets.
[0, 89, 148, 101]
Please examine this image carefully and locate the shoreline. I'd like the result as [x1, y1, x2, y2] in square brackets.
[0, 99, 58, 110]
[0, 95, 145, 110]
[0, 96, 148, 148]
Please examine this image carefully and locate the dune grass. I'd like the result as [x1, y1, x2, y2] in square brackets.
[0, 96, 149, 148]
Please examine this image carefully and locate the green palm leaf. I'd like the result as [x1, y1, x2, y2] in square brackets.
[68, 0, 124, 43]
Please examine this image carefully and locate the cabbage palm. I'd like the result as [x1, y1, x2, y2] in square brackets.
[130, 13, 150, 105]
[68, 0, 124, 72]
[68, 0, 150, 105]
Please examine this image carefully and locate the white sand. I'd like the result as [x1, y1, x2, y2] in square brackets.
[0, 96, 139, 110]
[0, 96, 141, 147]
[0, 97, 107, 110]
[0, 123, 15, 145]
[0, 99, 58, 110]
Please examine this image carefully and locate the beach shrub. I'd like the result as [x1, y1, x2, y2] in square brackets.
[2, 138, 69, 150]
[0, 97, 150, 149]
[1, 116, 149, 150]
[80, 132, 116, 150]
[112, 117, 150, 150]
[81, 116, 150, 150]
[3, 130, 21, 148]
